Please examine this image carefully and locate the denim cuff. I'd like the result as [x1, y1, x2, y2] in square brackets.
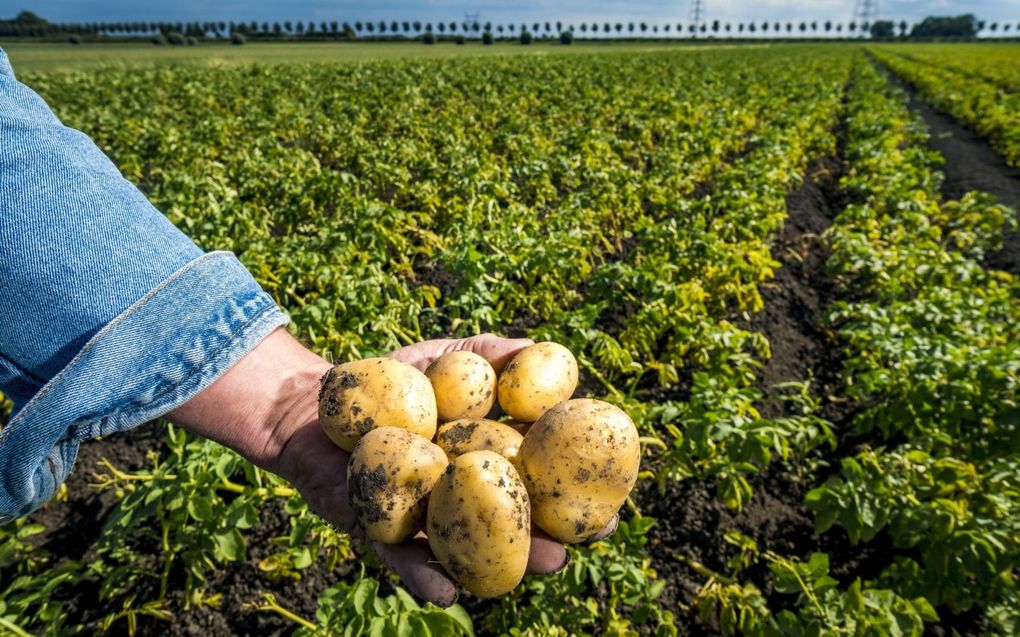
[0, 251, 289, 522]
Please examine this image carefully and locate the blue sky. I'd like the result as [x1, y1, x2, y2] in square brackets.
[5, 1, 1017, 27]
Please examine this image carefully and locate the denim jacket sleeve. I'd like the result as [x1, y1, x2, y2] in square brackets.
[0, 48, 290, 521]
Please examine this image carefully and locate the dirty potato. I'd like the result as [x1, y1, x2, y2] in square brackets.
[425, 351, 497, 422]
[434, 418, 524, 462]
[427, 451, 531, 597]
[497, 341, 578, 422]
[319, 357, 438, 451]
[516, 398, 640, 543]
[347, 427, 448, 544]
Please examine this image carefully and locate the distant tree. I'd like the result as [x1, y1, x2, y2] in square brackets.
[762, 21, 769, 32]
[664, 24, 671, 33]
[284, 21, 292, 33]
[824, 20, 832, 33]
[330, 21, 338, 35]
[509, 24, 516, 33]
[848, 21, 856, 34]
[580, 23, 587, 33]
[436, 22, 443, 33]
[591, 22, 598, 33]
[786, 22, 793, 33]
[364, 22, 373, 33]
[870, 20, 895, 39]
[497, 24, 504, 33]
[482, 30, 494, 44]
[640, 22, 647, 33]
[811, 21, 817, 33]
[909, 14, 978, 38]
[274, 22, 282, 35]
[520, 29, 533, 44]
[836, 23, 843, 33]
[738, 23, 744, 33]
[989, 21, 998, 33]
[556, 21, 562, 32]
[560, 29, 573, 44]
[455, 34, 465, 43]
[544, 22, 551, 33]
[749, 22, 756, 33]
[725, 23, 731, 33]
[484, 21, 491, 31]
[425, 22, 432, 31]
[615, 23, 623, 34]
[976, 20, 985, 32]
[231, 31, 246, 44]
[355, 21, 363, 32]
[296, 21, 305, 33]
[799, 22, 806, 34]
[307, 22, 316, 34]
[412, 21, 420, 32]
[774, 22, 780, 32]
[376, 21, 384, 33]
[712, 19, 719, 33]
[423, 30, 435, 44]
[449, 22, 456, 32]
[628, 22, 634, 33]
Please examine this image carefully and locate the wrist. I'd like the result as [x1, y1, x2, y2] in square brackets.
[168, 327, 331, 474]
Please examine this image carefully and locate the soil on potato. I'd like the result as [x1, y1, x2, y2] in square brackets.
[878, 62, 1020, 275]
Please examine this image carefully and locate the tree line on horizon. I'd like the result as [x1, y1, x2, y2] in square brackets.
[0, 10, 1012, 42]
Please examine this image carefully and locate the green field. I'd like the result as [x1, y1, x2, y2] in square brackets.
[2, 41, 1019, 637]
[1, 40, 745, 73]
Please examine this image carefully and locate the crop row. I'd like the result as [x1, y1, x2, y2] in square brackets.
[0, 48, 849, 635]
[871, 46, 1020, 167]
[877, 43, 1020, 92]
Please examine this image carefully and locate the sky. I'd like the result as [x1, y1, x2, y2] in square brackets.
[3, 1, 1017, 28]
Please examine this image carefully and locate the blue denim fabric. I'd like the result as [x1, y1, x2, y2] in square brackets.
[0, 47, 289, 521]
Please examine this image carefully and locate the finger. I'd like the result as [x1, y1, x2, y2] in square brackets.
[586, 515, 619, 543]
[526, 526, 568, 574]
[387, 340, 454, 372]
[505, 420, 532, 437]
[458, 333, 534, 373]
[372, 537, 459, 607]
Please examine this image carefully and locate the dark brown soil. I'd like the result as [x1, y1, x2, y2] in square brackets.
[879, 62, 1020, 275]
[638, 157, 856, 633]
[19, 426, 349, 637]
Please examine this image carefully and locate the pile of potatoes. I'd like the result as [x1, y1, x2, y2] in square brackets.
[317, 342, 641, 598]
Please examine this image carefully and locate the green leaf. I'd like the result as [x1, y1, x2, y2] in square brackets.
[187, 497, 213, 522]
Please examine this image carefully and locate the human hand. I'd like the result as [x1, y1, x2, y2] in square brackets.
[169, 329, 616, 607]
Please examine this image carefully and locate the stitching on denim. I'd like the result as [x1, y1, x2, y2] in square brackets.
[72, 299, 282, 442]
[0, 251, 231, 440]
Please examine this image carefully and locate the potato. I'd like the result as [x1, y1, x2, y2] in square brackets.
[434, 418, 524, 462]
[425, 351, 497, 422]
[347, 427, 448, 544]
[516, 399, 640, 543]
[427, 451, 531, 597]
[319, 357, 437, 451]
[497, 342, 578, 422]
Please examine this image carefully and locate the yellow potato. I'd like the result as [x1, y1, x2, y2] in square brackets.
[497, 342, 578, 422]
[347, 427, 448, 544]
[427, 451, 531, 597]
[517, 399, 640, 543]
[318, 357, 437, 452]
[425, 351, 497, 422]
[434, 418, 524, 462]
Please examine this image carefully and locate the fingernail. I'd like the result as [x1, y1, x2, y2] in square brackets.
[554, 551, 571, 574]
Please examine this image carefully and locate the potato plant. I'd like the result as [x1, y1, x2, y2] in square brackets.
[5, 43, 1019, 636]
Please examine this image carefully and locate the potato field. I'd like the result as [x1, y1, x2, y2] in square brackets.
[2, 43, 1019, 636]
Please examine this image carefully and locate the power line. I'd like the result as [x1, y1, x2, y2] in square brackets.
[853, 0, 877, 36]
[689, 0, 705, 36]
